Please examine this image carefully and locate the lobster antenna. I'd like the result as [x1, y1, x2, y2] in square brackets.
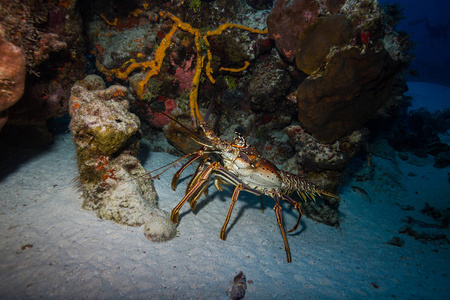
[147, 151, 198, 179]
[146, 103, 211, 146]
[147, 148, 222, 180]
[203, 95, 215, 123]
[121, 102, 217, 181]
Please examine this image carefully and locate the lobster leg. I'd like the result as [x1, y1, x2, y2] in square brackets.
[187, 159, 208, 208]
[188, 177, 210, 210]
[171, 162, 217, 224]
[273, 198, 292, 263]
[281, 194, 303, 233]
[220, 184, 244, 240]
[186, 159, 206, 193]
[171, 150, 205, 191]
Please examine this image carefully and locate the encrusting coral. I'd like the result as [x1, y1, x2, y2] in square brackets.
[295, 14, 353, 75]
[69, 75, 176, 242]
[78, 0, 413, 229]
[0, 0, 85, 144]
[267, 0, 322, 61]
[0, 26, 26, 131]
[296, 47, 400, 143]
[267, 0, 409, 144]
[283, 124, 367, 226]
[95, 8, 267, 124]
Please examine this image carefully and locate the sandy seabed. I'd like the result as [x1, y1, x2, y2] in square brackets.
[0, 82, 449, 299]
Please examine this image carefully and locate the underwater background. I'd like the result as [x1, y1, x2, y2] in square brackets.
[0, 0, 449, 299]
[378, 0, 450, 86]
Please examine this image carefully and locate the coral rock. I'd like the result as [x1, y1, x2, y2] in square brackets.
[284, 124, 365, 184]
[163, 109, 203, 154]
[0, 28, 26, 131]
[77, 74, 107, 91]
[69, 80, 176, 242]
[434, 151, 450, 169]
[0, 1, 85, 141]
[297, 47, 400, 143]
[324, 0, 345, 14]
[283, 124, 366, 226]
[149, 97, 177, 128]
[246, 0, 274, 10]
[267, 0, 320, 61]
[229, 271, 247, 300]
[296, 15, 353, 75]
[70, 85, 139, 156]
[248, 50, 291, 112]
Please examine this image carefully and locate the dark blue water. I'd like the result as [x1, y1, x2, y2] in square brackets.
[379, 0, 450, 86]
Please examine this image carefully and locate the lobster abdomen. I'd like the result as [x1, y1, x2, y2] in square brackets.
[279, 170, 340, 200]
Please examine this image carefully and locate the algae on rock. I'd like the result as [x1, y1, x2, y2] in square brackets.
[69, 76, 176, 242]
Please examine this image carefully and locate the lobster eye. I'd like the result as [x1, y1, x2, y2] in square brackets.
[234, 126, 246, 135]
[233, 126, 247, 147]
[233, 135, 246, 147]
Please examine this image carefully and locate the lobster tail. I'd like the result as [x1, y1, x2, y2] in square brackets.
[279, 170, 341, 201]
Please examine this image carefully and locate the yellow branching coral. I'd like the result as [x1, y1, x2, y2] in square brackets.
[190, 55, 205, 123]
[219, 61, 250, 72]
[100, 14, 118, 26]
[96, 9, 268, 124]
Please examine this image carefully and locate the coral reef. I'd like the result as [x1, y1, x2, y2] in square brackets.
[297, 48, 400, 143]
[246, 0, 274, 10]
[323, 0, 346, 14]
[286, 0, 410, 144]
[0, 0, 420, 248]
[378, 106, 450, 169]
[247, 49, 291, 112]
[0, 0, 85, 144]
[283, 124, 366, 225]
[138, 96, 177, 128]
[73, 0, 413, 228]
[94, 8, 267, 124]
[77, 74, 107, 91]
[268, 0, 413, 146]
[0, 26, 26, 132]
[69, 76, 176, 242]
[267, 0, 321, 62]
[162, 107, 206, 154]
[284, 125, 365, 177]
[267, 0, 348, 62]
[295, 14, 353, 75]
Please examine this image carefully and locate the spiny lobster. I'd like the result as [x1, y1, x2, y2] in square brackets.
[161, 120, 340, 263]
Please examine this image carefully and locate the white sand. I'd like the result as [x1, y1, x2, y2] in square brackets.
[1, 84, 449, 299]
